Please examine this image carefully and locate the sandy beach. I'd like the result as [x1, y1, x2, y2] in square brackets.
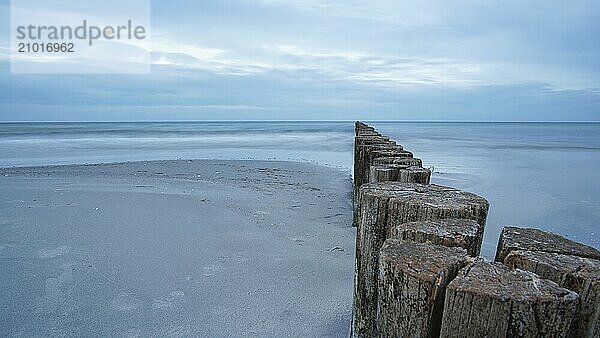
[0, 160, 355, 337]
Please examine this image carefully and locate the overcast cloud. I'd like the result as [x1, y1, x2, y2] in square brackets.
[1, 0, 599, 121]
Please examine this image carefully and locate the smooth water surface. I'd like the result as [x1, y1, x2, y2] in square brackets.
[1, 121, 598, 256]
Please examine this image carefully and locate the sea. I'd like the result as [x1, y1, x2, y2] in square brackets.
[1, 121, 598, 257]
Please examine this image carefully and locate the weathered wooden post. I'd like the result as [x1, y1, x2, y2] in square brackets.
[371, 149, 413, 159]
[357, 132, 382, 139]
[504, 251, 599, 338]
[353, 143, 406, 226]
[351, 121, 599, 338]
[377, 239, 469, 338]
[373, 156, 423, 167]
[354, 136, 393, 170]
[440, 259, 579, 338]
[353, 124, 420, 228]
[496, 226, 600, 337]
[362, 149, 414, 183]
[369, 165, 431, 185]
[353, 136, 393, 207]
[355, 143, 404, 194]
[353, 182, 489, 337]
[389, 219, 482, 256]
[495, 226, 600, 262]
[355, 135, 391, 145]
[357, 129, 380, 136]
[356, 121, 376, 136]
[353, 136, 394, 189]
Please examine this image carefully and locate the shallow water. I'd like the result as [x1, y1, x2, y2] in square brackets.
[372, 122, 600, 257]
[0, 121, 353, 169]
[1, 121, 598, 257]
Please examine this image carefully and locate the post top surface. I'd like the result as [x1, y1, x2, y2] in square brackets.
[499, 226, 600, 260]
[448, 259, 579, 302]
[381, 239, 468, 282]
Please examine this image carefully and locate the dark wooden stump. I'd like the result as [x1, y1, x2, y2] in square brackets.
[353, 183, 489, 338]
[495, 226, 600, 262]
[371, 149, 414, 159]
[440, 259, 578, 338]
[355, 121, 375, 135]
[373, 156, 423, 167]
[357, 131, 381, 137]
[366, 150, 414, 183]
[504, 250, 600, 337]
[369, 165, 431, 185]
[353, 136, 395, 190]
[377, 239, 468, 338]
[355, 144, 404, 189]
[355, 135, 392, 146]
[353, 143, 405, 227]
[389, 219, 482, 256]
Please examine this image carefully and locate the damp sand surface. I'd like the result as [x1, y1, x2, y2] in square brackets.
[0, 160, 355, 337]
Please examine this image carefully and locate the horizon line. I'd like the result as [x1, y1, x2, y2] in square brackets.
[0, 120, 600, 124]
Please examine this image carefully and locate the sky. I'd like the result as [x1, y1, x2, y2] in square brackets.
[1, 0, 599, 121]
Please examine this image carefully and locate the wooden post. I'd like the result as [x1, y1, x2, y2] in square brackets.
[353, 143, 404, 226]
[440, 259, 579, 338]
[389, 219, 482, 256]
[369, 165, 431, 185]
[354, 136, 394, 187]
[367, 150, 414, 181]
[354, 136, 394, 165]
[354, 136, 394, 195]
[355, 135, 391, 145]
[503, 251, 600, 337]
[355, 144, 404, 190]
[353, 182, 489, 338]
[371, 149, 414, 159]
[354, 136, 394, 172]
[355, 121, 375, 135]
[357, 131, 381, 137]
[353, 149, 420, 229]
[495, 225, 600, 336]
[357, 129, 380, 135]
[373, 156, 423, 167]
[495, 226, 600, 262]
[377, 239, 468, 338]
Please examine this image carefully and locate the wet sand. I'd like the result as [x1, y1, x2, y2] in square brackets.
[0, 160, 355, 337]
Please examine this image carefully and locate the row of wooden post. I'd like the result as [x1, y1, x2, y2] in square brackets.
[351, 121, 599, 338]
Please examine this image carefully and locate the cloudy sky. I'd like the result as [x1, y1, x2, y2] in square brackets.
[1, 0, 599, 121]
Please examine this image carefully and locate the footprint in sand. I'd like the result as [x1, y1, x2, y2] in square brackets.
[202, 264, 221, 277]
[37, 246, 70, 259]
[111, 293, 142, 312]
[152, 290, 185, 309]
[253, 210, 269, 217]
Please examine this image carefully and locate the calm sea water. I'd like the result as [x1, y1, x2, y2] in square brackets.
[1, 121, 598, 257]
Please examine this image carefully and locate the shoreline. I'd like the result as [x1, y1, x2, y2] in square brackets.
[0, 157, 354, 173]
[0, 156, 354, 175]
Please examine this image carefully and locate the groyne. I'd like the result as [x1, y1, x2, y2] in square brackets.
[351, 121, 599, 338]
